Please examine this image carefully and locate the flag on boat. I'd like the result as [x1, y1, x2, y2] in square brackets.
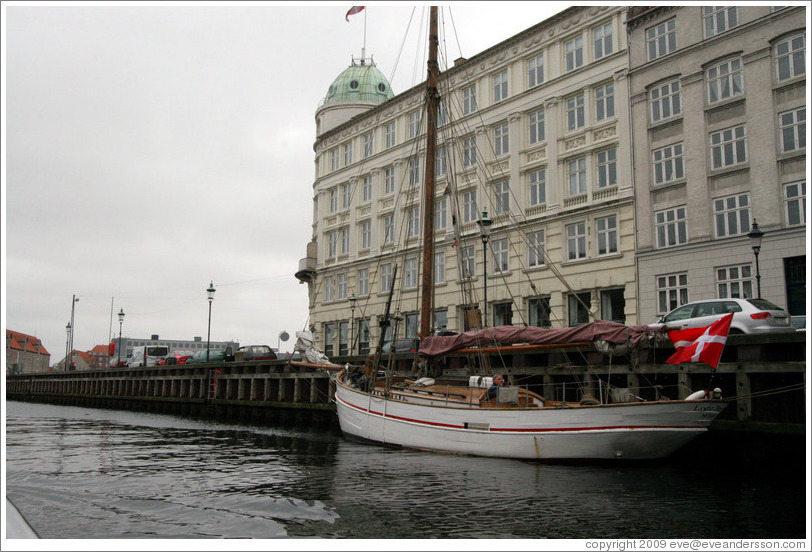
[665, 313, 733, 369]
[346, 6, 365, 21]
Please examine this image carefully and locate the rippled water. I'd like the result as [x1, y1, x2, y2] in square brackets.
[4, 400, 807, 540]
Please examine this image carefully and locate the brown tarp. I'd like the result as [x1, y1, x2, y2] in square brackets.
[418, 320, 662, 358]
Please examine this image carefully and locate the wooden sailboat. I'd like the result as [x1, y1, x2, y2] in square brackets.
[328, 6, 727, 461]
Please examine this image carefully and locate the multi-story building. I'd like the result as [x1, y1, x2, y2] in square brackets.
[6, 330, 50, 374]
[298, 6, 639, 355]
[627, 6, 806, 324]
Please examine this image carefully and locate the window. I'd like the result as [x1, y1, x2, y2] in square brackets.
[362, 175, 372, 202]
[703, 6, 738, 38]
[360, 221, 371, 249]
[593, 22, 613, 59]
[330, 147, 340, 171]
[647, 19, 676, 61]
[714, 193, 750, 237]
[343, 142, 352, 166]
[461, 245, 476, 278]
[529, 109, 545, 144]
[436, 146, 447, 176]
[435, 198, 447, 230]
[338, 321, 348, 356]
[435, 251, 445, 284]
[494, 180, 510, 215]
[566, 222, 587, 260]
[324, 275, 334, 302]
[707, 58, 743, 103]
[784, 181, 806, 226]
[329, 188, 338, 213]
[337, 273, 348, 299]
[433, 310, 448, 333]
[409, 111, 420, 139]
[650, 80, 681, 122]
[383, 214, 394, 245]
[462, 190, 478, 223]
[404, 313, 418, 338]
[596, 148, 617, 188]
[565, 36, 584, 71]
[776, 34, 805, 81]
[463, 136, 477, 167]
[596, 215, 618, 255]
[493, 70, 508, 102]
[437, 99, 448, 126]
[384, 166, 395, 194]
[408, 157, 420, 186]
[653, 143, 684, 184]
[568, 292, 591, 326]
[567, 157, 587, 196]
[528, 297, 551, 328]
[528, 230, 545, 267]
[358, 268, 369, 296]
[340, 228, 350, 254]
[529, 169, 546, 206]
[341, 183, 351, 209]
[493, 303, 513, 326]
[492, 238, 509, 273]
[779, 107, 806, 153]
[328, 230, 337, 257]
[716, 264, 753, 299]
[594, 83, 614, 121]
[494, 123, 509, 156]
[385, 122, 396, 148]
[404, 258, 418, 289]
[710, 125, 747, 169]
[324, 322, 335, 354]
[407, 206, 420, 238]
[463, 85, 477, 115]
[380, 263, 393, 293]
[358, 319, 370, 355]
[657, 273, 688, 314]
[528, 54, 544, 88]
[566, 94, 585, 131]
[600, 289, 625, 323]
[363, 132, 374, 158]
[655, 206, 687, 248]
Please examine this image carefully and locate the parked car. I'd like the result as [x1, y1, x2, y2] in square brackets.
[127, 345, 170, 367]
[236, 345, 277, 361]
[651, 298, 795, 334]
[186, 348, 234, 364]
[158, 350, 195, 365]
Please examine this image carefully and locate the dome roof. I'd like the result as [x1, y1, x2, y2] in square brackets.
[322, 59, 394, 106]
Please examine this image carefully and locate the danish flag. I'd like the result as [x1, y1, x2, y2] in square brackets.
[665, 313, 733, 369]
[346, 6, 365, 21]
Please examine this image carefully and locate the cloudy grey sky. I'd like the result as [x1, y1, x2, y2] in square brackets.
[3, 1, 568, 360]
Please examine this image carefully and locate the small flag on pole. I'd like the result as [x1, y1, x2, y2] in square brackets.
[665, 313, 733, 369]
[346, 6, 365, 21]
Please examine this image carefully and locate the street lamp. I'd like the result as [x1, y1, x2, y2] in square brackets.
[349, 293, 357, 355]
[748, 220, 765, 298]
[476, 210, 493, 328]
[68, 295, 78, 370]
[206, 281, 216, 362]
[65, 322, 71, 371]
[117, 308, 125, 367]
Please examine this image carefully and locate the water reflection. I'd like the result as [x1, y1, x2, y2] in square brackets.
[5, 401, 805, 539]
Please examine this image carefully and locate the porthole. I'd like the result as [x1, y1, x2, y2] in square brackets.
[350, 80, 360, 90]
[378, 83, 387, 93]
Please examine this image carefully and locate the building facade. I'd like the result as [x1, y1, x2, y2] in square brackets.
[627, 5, 807, 324]
[6, 330, 50, 374]
[299, 6, 640, 355]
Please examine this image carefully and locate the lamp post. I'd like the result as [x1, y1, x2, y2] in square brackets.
[117, 308, 125, 367]
[748, 220, 764, 298]
[349, 293, 357, 355]
[68, 295, 78, 370]
[65, 322, 71, 371]
[206, 281, 216, 362]
[476, 210, 493, 327]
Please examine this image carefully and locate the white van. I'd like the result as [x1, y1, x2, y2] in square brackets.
[127, 345, 170, 367]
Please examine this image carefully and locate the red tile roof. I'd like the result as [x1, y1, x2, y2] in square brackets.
[6, 330, 50, 355]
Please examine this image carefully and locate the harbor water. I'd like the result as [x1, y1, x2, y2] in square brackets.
[4, 400, 808, 541]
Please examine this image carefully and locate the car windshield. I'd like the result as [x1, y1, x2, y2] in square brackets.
[747, 298, 783, 311]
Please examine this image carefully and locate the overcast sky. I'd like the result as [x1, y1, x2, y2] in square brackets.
[3, 1, 569, 360]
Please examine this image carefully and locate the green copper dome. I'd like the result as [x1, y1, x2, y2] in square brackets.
[323, 59, 394, 106]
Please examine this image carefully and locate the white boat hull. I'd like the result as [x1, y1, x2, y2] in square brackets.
[334, 378, 726, 461]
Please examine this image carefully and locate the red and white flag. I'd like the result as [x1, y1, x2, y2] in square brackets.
[346, 6, 365, 21]
[665, 313, 733, 369]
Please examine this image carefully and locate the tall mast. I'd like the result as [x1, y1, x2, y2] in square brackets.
[419, 6, 439, 339]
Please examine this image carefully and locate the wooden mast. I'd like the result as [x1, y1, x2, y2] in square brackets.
[419, 6, 439, 339]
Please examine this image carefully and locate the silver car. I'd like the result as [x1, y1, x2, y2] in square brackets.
[653, 298, 795, 334]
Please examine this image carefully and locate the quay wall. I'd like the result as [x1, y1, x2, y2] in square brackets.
[5, 333, 807, 433]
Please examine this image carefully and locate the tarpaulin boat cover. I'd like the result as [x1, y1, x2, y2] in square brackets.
[418, 320, 662, 358]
